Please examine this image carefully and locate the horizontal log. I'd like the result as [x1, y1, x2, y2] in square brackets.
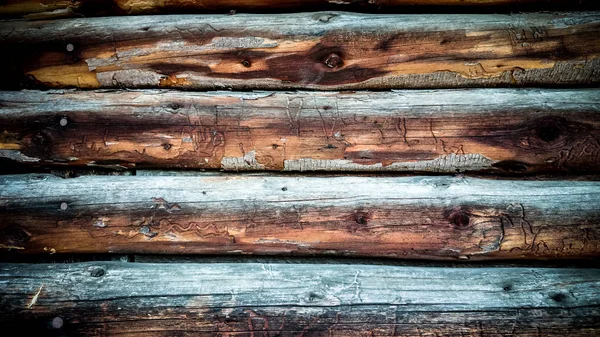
[1, 173, 599, 259]
[2, 89, 600, 174]
[1, 12, 599, 90]
[1, 262, 599, 336]
[0, 0, 593, 19]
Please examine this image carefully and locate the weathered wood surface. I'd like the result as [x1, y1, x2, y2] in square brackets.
[1, 173, 599, 259]
[2, 12, 599, 90]
[2, 89, 600, 174]
[1, 262, 599, 336]
[0, 0, 593, 19]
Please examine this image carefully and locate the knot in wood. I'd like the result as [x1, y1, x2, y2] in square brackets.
[537, 125, 561, 142]
[445, 207, 470, 228]
[531, 116, 568, 144]
[241, 60, 251, 68]
[324, 53, 343, 68]
[32, 131, 51, 146]
[354, 212, 369, 225]
[89, 267, 105, 278]
[313, 13, 338, 23]
[550, 293, 567, 303]
[0, 226, 31, 245]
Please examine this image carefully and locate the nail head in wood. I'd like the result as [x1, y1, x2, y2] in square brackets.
[51, 317, 64, 329]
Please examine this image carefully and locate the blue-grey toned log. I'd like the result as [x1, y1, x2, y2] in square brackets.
[0, 262, 598, 336]
[1, 173, 599, 260]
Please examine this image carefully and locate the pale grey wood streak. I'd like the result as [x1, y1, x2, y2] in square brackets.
[0, 173, 599, 259]
[0, 262, 599, 336]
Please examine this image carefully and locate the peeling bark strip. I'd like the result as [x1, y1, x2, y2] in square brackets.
[1, 12, 599, 90]
[1, 173, 599, 259]
[0, 262, 599, 336]
[0, 0, 593, 19]
[2, 89, 600, 174]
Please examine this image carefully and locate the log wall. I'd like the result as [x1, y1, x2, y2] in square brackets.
[0, 1, 599, 336]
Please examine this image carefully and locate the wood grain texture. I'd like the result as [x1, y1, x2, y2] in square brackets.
[2, 89, 600, 174]
[1, 173, 599, 260]
[0, 0, 594, 19]
[2, 12, 599, 90]
[1, 262, 599, 336]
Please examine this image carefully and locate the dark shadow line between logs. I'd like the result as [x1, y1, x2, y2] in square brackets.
[1, 253, 599, 268]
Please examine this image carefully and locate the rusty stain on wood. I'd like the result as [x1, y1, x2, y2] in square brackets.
[1, 89, 599, 174]
[1, 12, 599, 90]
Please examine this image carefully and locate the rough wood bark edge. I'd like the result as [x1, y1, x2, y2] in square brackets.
[1, 173, 599, 260]
[2, 12, 599, 90]
[0, 0, 594, 19]
[2, 89, 599, 174]
[1, 262, 599, 336]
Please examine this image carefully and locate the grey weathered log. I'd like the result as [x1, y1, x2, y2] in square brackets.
[1, 0, 595, 20]
[1, 12, 599, 89]
[1, 88, 600, 174]
[0, 262, 599, 336]
[1, 173, 599, 259]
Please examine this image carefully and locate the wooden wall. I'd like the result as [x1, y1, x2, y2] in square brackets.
[0, 0, 599, 336]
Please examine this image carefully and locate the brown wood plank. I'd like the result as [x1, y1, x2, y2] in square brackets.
[1, 173, 599, 260]
[1, 12, 599, 90]
[1, 262, 599, 336]
[1, 89, 599, 174]
[0, 0, 594, 19]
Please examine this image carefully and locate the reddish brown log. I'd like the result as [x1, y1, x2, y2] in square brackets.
[1, 89, 599, 174]
[1, 12, 599, 90]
